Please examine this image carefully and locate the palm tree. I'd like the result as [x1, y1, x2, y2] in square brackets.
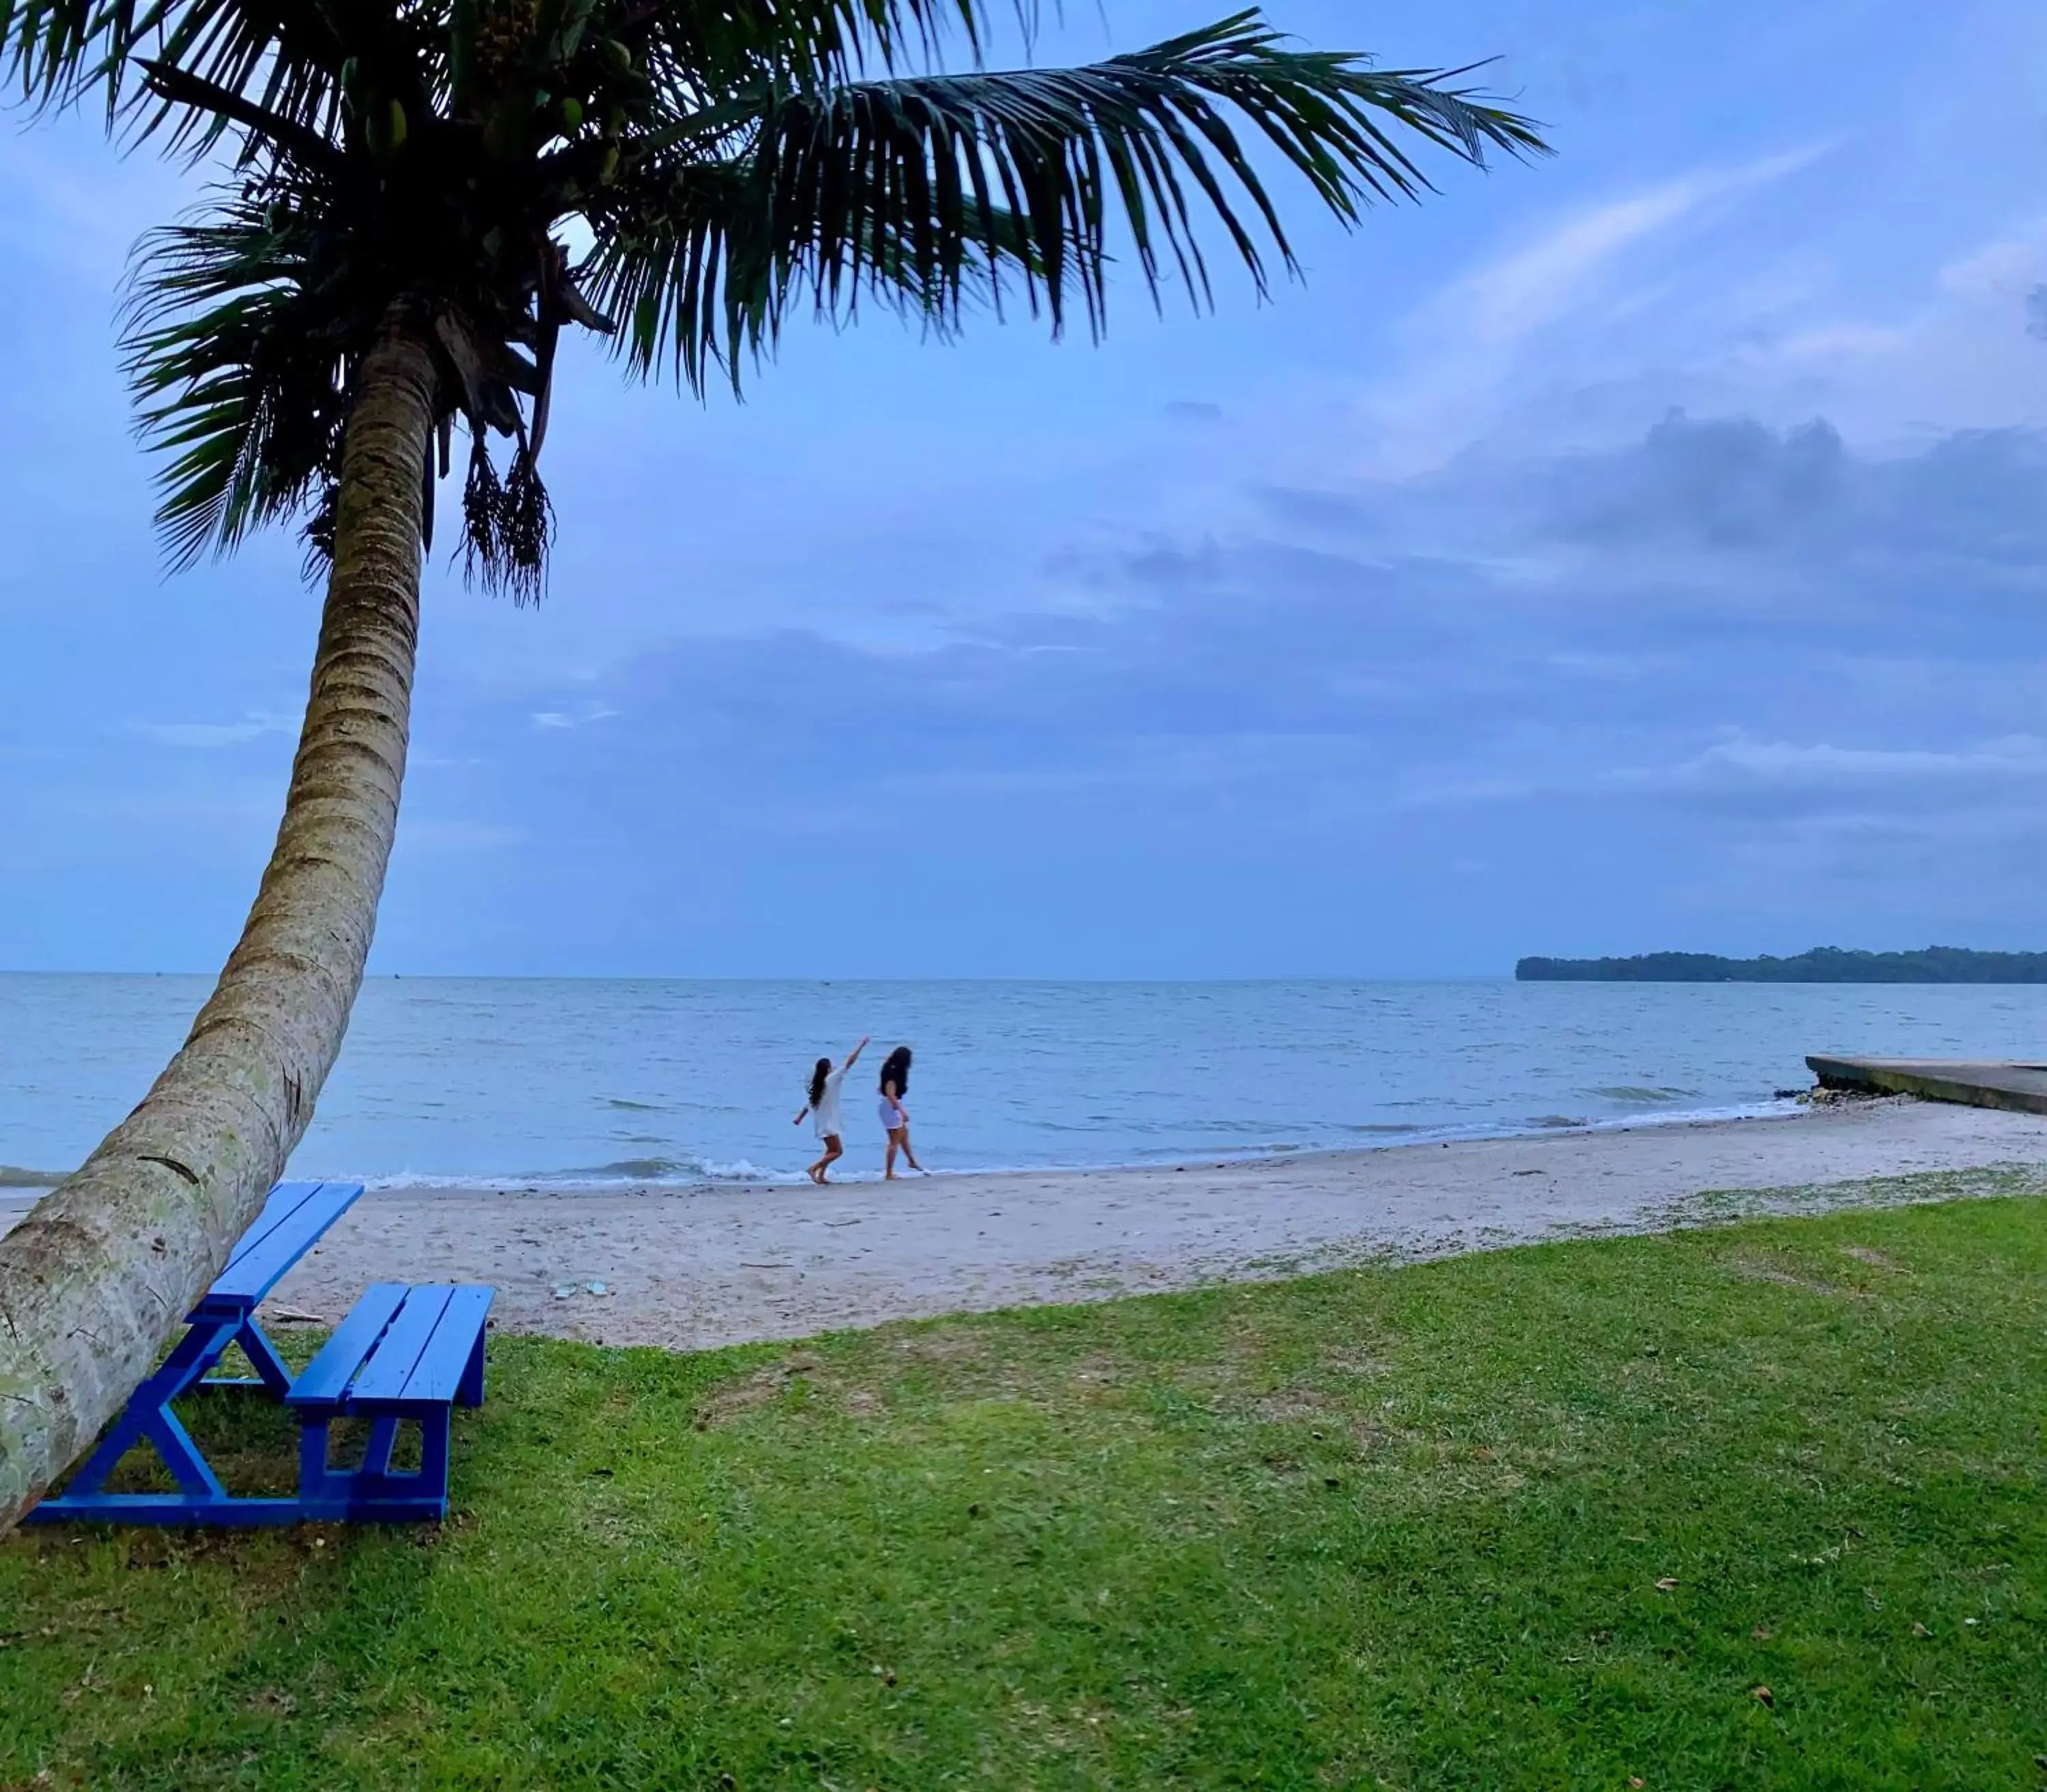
[0, 0, 1545, 1531]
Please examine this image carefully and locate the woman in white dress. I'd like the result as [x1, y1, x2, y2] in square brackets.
[794, 1035, 867, 1183]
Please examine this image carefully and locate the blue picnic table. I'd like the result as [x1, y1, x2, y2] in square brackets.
[27, 1179, 494, 1528]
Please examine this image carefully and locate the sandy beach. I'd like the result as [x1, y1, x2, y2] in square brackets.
[7, 1095, 2043, 1351]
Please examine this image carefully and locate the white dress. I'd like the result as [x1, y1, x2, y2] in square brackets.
[811, 1065, 849, 1140]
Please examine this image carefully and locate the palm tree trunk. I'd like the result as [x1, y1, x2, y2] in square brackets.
[0, 300, 437, 1534]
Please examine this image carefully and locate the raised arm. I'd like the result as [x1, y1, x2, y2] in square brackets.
[843, 1035, 870, 1071]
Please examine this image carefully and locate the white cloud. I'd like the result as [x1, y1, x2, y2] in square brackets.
[129, 714, 295, 749]
[1748, 324, 1912, 365]
[1457, 149, 1829, 349]
[1938, 221, 2047, 296]
[1631, 734, 2047, 794]
[1394, 733, 2047, 816]
[1707, 222, 2047, 447]
[1348, 145, 1837, 474]
[531, 703, 620, 730]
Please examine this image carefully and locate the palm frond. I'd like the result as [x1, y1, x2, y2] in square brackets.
[10, 0, 1026, 133]
[7, 0, 428, 160]
[2, 0, 102, 100]
[584, 150, 1032, 390]
[633, 0, 1013, 93]
[589, 10, 1544, 388]
[119, 192, 347, 568]
[82, 2, 1545, 587]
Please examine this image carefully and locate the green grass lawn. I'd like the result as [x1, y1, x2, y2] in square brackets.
[3, 1188, 2044, 1791]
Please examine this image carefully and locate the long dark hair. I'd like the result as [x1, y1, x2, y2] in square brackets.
[879, 1045, 912, 1096]
[807, 1057, 831, 1109]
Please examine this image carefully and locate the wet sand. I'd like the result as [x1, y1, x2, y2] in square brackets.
[10, 1096, 2042, 1350]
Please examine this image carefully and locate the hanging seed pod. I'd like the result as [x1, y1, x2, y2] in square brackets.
[475, 0, 542, 91]
[300, 483, 340, 581]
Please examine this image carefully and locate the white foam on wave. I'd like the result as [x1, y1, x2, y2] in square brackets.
[331, 1095, 1808, 1195]
[356, 1156, 808, 1191]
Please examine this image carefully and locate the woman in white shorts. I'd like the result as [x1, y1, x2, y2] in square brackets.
[877, 1045, 924, 1180]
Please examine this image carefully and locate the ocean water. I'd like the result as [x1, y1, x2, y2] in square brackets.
[3, 975, 2045, 1192]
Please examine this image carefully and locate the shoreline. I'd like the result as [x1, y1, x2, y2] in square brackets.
[10, 1096, 2043, 1350]
[363, 1095, 1810, 1192]
[0, 1095, 1810, 1202]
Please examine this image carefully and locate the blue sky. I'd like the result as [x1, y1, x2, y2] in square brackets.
[4, 0, 2047, 977]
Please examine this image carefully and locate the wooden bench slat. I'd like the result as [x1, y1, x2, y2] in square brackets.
[206, 1180, 364, 1310]
[347, 1285, 458, 1403]
[401, 1286, 495, 1402]
[288, 1282, 410, 1406]
[218, 1181, 326, 1274]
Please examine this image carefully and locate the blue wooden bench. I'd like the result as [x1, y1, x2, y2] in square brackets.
[289, 1283, 494, 1521]
[28, 1180, 365, 1526]
[27, 1181, 495, 1527]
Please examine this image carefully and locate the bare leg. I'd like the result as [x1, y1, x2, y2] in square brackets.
[885, 1131, 903, 1179]
[815, 1136, 843, 1184]
[899, 1125, 924, 1172]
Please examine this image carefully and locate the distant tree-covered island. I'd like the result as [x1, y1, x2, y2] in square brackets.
[1516, 946, 2047, 983]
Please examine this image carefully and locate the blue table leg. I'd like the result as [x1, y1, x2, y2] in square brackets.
[134, 1406, 227, 1502]
[295, 1408, 452, 1520]
[297, 1417, 336, 1509]
[199, 1315, 295, 1395]
[458, 1328, 487, 1407]
[25, 1311, 291, 1524]
[31, 1318, 238, 1509]
[418, 1408, 452, 1507]
[362, 1415, 401, 1477]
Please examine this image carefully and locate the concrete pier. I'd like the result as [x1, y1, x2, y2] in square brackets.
[1806, 1054, 2047, 1118]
